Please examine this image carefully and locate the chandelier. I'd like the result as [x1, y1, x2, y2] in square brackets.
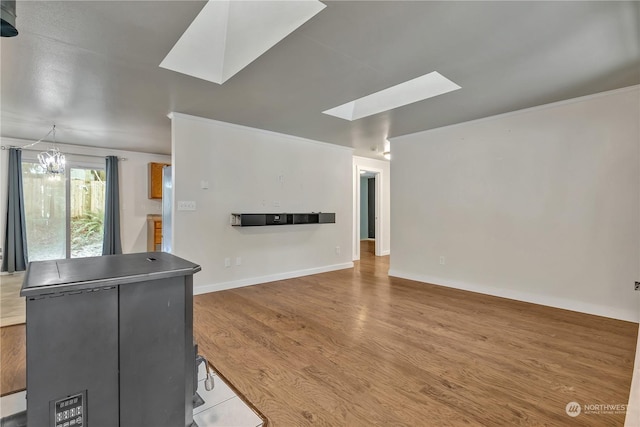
[24, 125, 66, 174]
[38, 146, 66, 174]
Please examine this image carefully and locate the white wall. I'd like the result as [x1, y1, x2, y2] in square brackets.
[353, 156, 391, 259]
[0, 138, 170, 259]
[390, 86, 640, 322]
[170, 113, 353, 293]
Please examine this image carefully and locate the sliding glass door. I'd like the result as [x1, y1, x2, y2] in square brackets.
[22, 162, 106, 261]
[70, 168, 106, 257]
[22, 163, 66, 260]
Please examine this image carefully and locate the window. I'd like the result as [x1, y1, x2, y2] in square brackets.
[22, 160, 106, 261]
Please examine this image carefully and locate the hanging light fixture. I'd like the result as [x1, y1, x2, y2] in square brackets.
[23, 125, 66, 174]
[37, 126, 65, 174]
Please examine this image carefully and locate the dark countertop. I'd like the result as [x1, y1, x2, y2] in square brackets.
[20, 252, 201, 298]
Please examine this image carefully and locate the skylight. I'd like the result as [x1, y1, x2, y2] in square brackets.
[160, 0, 326, 84]
[323, 71, 461, 121]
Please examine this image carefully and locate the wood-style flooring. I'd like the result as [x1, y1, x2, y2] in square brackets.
[194, 240, 638, 426]
[0, 273, 25, 327]
[0, 324, 25, 396]
[1, 242, 637, 425]
[0, 273, 26, 397]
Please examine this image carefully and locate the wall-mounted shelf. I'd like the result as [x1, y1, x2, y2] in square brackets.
[230, 213, 335, 227]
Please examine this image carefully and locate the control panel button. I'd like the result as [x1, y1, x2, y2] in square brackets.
[53, 392, 84, 427]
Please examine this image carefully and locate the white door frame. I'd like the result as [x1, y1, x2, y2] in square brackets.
[353, 164, 384, 260]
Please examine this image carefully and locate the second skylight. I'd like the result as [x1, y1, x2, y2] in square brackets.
[323, 71, 461, 121]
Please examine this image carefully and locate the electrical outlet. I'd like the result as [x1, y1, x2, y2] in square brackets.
[224, 258, 231, 268]
[335, 246, 341, 255]
[235, 257, 241, 266]
[439, 256, 445, 265]
[635, 282, 640, 291]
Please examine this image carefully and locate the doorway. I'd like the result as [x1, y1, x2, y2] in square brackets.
[360, 173, 376, 254]
[354, 164, 383, 260]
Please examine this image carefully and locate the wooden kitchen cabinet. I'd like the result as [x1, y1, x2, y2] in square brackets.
[148, 162, 170, 199]
[147, 214, 162, 251]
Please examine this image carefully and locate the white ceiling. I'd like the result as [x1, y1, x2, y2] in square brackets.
[1, 1, 639, 159]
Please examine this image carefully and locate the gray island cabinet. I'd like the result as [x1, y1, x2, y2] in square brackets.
[20, 252, 201, 427]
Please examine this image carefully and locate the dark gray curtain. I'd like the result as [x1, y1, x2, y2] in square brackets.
[102, 155, 122, 255]
[2, 148, 28, 272]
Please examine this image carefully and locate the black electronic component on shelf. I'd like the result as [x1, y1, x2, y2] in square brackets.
[230, 212, 335, 227]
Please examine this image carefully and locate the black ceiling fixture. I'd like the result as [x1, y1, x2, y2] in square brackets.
[1, 0, 18, 37]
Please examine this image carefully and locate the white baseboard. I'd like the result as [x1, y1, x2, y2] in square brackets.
[379, 249, 390, 256]
[194, 262, 354, 295]
[388, 269, 639, 323]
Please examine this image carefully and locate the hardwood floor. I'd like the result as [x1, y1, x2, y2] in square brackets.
[194, 243, 638, 426]
[0, 245, 637, 425]
[0, 324, 25, 396]
[0, 273, 25, 327]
